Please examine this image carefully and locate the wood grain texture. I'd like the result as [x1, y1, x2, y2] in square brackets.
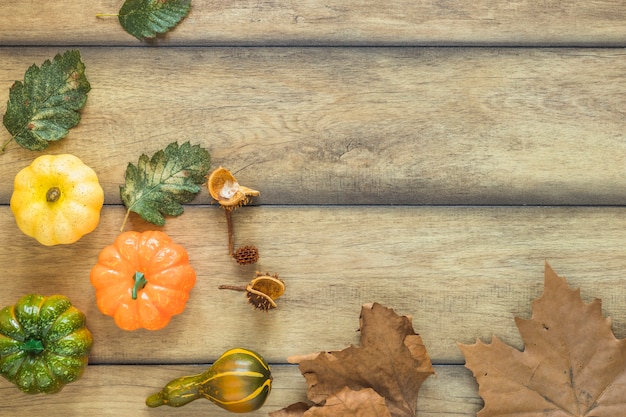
[1, 1, 625, 46]
[1, 47, 625, 205]
[3, 205, 626, 366]
[0, 364, 482, 416]
[1, 1, 625, 415]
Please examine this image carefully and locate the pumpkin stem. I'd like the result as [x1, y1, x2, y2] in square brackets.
[46, 187, 61, 202]
[132, 272, 148, 300]
[22, 338, 44, 354]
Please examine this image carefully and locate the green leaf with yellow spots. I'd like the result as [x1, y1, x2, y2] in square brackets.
[2, 50, 90, 153]
[119, 0, 192, 40]
[120, 141, 211, 230]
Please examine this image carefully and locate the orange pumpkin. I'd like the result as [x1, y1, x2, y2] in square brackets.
[90, 230, 196, 331]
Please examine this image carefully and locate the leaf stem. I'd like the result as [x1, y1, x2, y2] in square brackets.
[0, 137, 14, 154]
[120, 208, 132, 232]
[96, 13, 119, 18]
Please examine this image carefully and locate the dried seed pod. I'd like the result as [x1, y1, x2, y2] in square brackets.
[234, 245, 259, 265]
[206, 166, 260, 256]
[219, 272, 285, 312]
[207, 166, 259, 210]
[246, 272, 285, 311]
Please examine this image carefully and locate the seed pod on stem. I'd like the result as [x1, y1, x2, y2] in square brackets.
[206, 166, 260, 260]
[219, 272, 285, 311]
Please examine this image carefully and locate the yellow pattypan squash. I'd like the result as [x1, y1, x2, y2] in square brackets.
[10, 154, 104, 246]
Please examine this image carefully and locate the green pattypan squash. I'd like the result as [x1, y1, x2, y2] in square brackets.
[0, 294, 93, 394]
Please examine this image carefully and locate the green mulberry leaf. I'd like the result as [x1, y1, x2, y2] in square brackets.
[119, 0, 192, 40]
[120, 141, 211, 230]
[2, 50, 90, 152]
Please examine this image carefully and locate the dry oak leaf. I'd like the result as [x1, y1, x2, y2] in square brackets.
[284, 303, 434, 417]
[459, 262, 626, 416]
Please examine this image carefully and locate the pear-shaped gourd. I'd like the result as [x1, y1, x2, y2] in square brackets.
[146, 348, 272, 413]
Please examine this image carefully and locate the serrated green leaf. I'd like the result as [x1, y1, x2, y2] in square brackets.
[120, 141, 211, 229]
[2, 50, 90, 152]
[119, 0, 192, 40]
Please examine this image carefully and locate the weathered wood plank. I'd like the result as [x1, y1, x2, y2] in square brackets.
[3, 205, 626, 365]
[3, 1, 621, 415]
[1, 47, 625, 205]
[0, 364, 482, 416]
[1, 1, 625, 46]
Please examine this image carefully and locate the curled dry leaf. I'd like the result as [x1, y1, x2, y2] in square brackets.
[276, 303, 434, 417]
[459, 262, 626, 416]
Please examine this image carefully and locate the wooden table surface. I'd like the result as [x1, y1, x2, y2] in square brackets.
[1, 1, 625, 416]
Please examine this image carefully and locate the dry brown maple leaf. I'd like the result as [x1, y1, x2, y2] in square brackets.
[305, 387, 392, 417]
[276, 302, 434, 417]
[459, 262, 626, 416]
[269, 402, 312, 417]
[271, 388, 392, 417]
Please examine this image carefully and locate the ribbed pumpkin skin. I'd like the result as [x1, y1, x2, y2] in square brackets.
[146, 347, 272, 412]
[0, 294, 93, 394]
[202, 348, 272, 413]
[10, 154, 104, 246]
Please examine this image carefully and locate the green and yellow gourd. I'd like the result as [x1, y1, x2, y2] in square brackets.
[146, 348, 272, 413]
